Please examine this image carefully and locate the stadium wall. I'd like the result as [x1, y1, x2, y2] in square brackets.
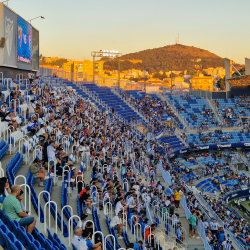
[0, 66, 32, 79]
[231, 85, 250, 97]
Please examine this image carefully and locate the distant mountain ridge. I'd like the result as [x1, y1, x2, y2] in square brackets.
[104, 44, 226, 73]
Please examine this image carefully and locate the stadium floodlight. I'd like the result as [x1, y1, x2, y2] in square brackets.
[28, 16, 45, 24]
[2, 0, 10, 7]
[91, 50, 122, 87]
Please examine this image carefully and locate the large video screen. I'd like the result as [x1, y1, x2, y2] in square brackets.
[17, 15, 32, 64]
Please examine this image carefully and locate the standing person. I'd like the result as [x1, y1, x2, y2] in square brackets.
[174, 189, 182, 210]
[169, 202, 175, 217]
[47, 141, 57, 174]
[210, 219, 219, 238]
[188, 211, 199, 239]
[110, 212, 125, 239]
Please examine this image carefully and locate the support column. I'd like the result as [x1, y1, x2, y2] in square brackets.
[225, 58, 232, 99]
[245, 58, 250, 75]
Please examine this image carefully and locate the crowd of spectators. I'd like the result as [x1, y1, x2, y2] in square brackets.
[2, 81, 250, 250]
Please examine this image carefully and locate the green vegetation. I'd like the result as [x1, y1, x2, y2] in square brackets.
[217, 77, 226, 90]
[40, 56, 68, 67]
[232, 67, 245, 77]
[104, 44, 226, 73]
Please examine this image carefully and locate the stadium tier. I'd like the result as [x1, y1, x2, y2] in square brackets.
[165, 94, 219, 129]
[0, 76, 249, 250]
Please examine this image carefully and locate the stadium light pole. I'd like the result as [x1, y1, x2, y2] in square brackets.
[91, 50, 122, 87]
[2, 0, 10, 6]
[28, 16, 45, 24]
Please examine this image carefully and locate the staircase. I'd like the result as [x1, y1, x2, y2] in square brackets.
[112, 88, 150, 125]
[159, 93, 189, 130]
[206, 99, 224, 124]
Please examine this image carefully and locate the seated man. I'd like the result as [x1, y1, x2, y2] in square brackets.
[27, 117, 38, 135]
[79, 186, 92, 214]
[29, 159, 46, 187]
[72, 227, 102, 250]
[37, 124, 49, 141]
[110, 212, 125, 239]
[3, 185, 36, 233]
[3, 112, 18, 129]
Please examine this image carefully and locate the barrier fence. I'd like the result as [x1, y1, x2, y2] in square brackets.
[157, 161, 172, 185]
[180, 195, 212, 250]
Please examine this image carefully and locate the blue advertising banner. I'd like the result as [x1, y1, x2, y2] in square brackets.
[168, 147, 189, 158]
[224, 189, 250, 202]
[17, 15, 32, 64]
[3, 5, 17, 68]
[194, 142, 250, 150]
[161, 115, 171, 121]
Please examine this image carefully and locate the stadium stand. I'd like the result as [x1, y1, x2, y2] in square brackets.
[0, 74, 249, 250]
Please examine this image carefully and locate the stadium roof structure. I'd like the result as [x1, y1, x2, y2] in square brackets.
[227, 75, 250, 86]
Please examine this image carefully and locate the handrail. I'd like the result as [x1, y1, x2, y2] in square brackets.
[105, 234, 115, 250]
[104, 202, 112, 219]
[14, 175, 27, 185]
[61, 205, 73, 232]
[33, 145, 42, 161]
[68, 215, 81, 246]
[92, 191, 99, 212]
[0, 162, 4, 177]
[92, 231, 105, 247]
[20, 184, 31, 214]
[38, 190, 50, 222]
[49, 160, 57, 186]
[44, 201, 58, 234]
[133, 223, 141, 239]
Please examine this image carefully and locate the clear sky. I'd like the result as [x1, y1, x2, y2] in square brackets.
[7, 0, 250, 64]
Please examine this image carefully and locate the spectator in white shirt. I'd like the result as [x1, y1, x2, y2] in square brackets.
[37, 124, 49, 141]
[115, 198, 128, 215]
[110, 212, 125, 239]
[47, 141, 58, 173]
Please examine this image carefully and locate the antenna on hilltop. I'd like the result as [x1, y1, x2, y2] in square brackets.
[175, 33, 179, 45]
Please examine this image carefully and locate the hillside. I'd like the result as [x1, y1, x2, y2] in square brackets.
[103, 44, 225, 73]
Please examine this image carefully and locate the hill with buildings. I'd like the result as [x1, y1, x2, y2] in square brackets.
[104, 44, 225, 73]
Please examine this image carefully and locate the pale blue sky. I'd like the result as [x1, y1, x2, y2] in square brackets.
[7, 0, 250, 64]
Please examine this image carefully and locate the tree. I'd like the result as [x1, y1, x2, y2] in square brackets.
[186, 69, 196, 75]
[217, 77, 226, 90]
[232, 67, 245, 77]
[153, 72, 162, 79]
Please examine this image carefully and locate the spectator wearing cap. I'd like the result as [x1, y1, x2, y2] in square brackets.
[110, 212, 125, 239]
[77, 214, 88, 229]
[29, 159, 46, 187]
[3, 185, 36, 233]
